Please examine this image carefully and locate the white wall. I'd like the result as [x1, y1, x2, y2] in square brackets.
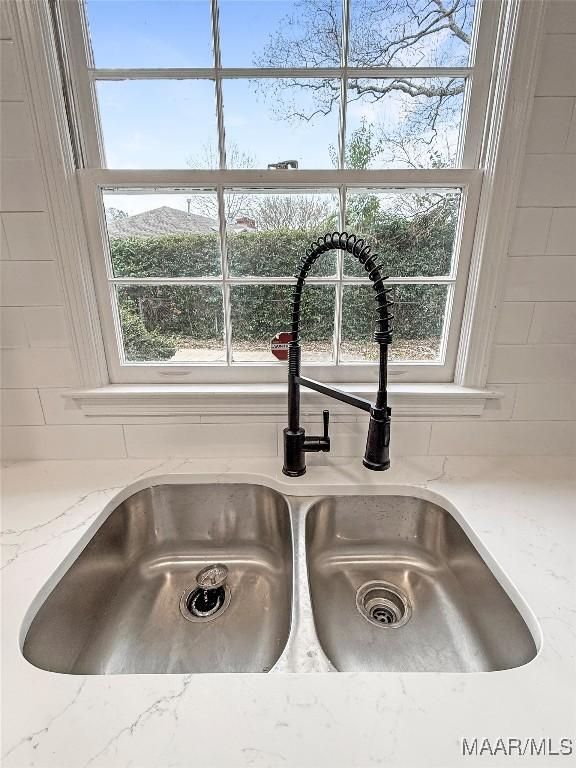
[1, 0, 575, 460]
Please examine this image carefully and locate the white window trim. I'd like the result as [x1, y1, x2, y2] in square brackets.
[8, 0, 547, 418]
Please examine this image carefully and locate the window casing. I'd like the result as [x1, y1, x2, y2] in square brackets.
[58, 0, 501, 385]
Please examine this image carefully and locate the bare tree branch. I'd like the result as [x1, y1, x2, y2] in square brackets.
[252, 194, 336, 230]
[254, 0, 474, 167]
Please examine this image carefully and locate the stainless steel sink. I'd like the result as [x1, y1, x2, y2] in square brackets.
[306, 495, 537, 673]
[23, 483, 538, 675]
[23, 484, 292, 674]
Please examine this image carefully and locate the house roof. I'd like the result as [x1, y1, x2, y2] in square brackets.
[107, 206, 220, 237]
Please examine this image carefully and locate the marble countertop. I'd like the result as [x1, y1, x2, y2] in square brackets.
[1, 456, 575, 768]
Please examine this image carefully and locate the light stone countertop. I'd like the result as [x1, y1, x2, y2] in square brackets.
[1, 455, 575, 768]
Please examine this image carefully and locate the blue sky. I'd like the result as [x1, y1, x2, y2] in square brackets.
[89, 1, 340, 171]
[87, 1, 304, 69]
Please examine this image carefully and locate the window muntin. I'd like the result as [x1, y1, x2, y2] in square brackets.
[62, 0, 497, 383]
[98, 182, 467, 369]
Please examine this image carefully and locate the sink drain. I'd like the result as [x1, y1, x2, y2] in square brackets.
[179, 584, 231, 623]
[356, 581, 411, 628]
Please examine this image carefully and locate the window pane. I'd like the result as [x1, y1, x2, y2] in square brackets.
[230, 284, 335, 362]
[85, 0, 213, 68]
[344, 78, 466, 169]
[226, 191, 339, 277]
[222, 79, 339, 169]
[348, 0, 475, 67]
[117, 285, 224, 362]
[344, 189, 461, 277]
[97, 80, 217, 168]
[218, 0, 343, 67]
[104, 191, 221, 277]
[340, 284, 448, 362]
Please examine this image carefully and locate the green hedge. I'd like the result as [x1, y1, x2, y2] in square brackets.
[227, 229, 336, 277]
[119, 302, 176, 361]
[111, 233, 221, 278]
[111, 210, 456, 360]
[111, 209, 456, 281]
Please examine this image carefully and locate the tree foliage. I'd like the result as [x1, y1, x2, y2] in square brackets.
[251, 195, 337, 231]
[107, 207, 128, 221]
[119, 302, 176, 361]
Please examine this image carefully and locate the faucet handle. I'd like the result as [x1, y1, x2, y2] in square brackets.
[301, 410, 331, 454]
[323, 409, 330, 441]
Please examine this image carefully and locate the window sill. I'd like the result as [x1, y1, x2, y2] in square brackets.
[64, 383, 499, 419]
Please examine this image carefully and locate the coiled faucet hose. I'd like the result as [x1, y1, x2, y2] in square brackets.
[290, 232, 393, 345]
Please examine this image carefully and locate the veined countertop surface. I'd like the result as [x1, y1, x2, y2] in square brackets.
[1, 455, 575, 768]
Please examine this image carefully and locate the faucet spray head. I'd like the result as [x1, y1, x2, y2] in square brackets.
[363, 406, 391, 471]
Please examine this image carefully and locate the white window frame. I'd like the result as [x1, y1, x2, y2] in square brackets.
[8, 0, 547, 415]
[65, 0, 493, 385]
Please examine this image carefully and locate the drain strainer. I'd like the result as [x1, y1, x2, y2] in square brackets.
[356, 581, 411, 628]
[179, 584, 231, 623]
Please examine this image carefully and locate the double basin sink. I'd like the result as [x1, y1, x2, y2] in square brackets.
[23, 483, 538, 675]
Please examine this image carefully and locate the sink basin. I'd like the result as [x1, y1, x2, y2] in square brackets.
[23, 483, 538, 676]
[23, 484, 292, 674]
[306, 495, 537, 673]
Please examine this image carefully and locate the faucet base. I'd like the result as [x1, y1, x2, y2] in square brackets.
[282, 427, 306, 477]
[282, 467, 307, 477]
[362, 407, 391, 471]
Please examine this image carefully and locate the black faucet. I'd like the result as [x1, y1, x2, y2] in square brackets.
[283, 232, 393, 477]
